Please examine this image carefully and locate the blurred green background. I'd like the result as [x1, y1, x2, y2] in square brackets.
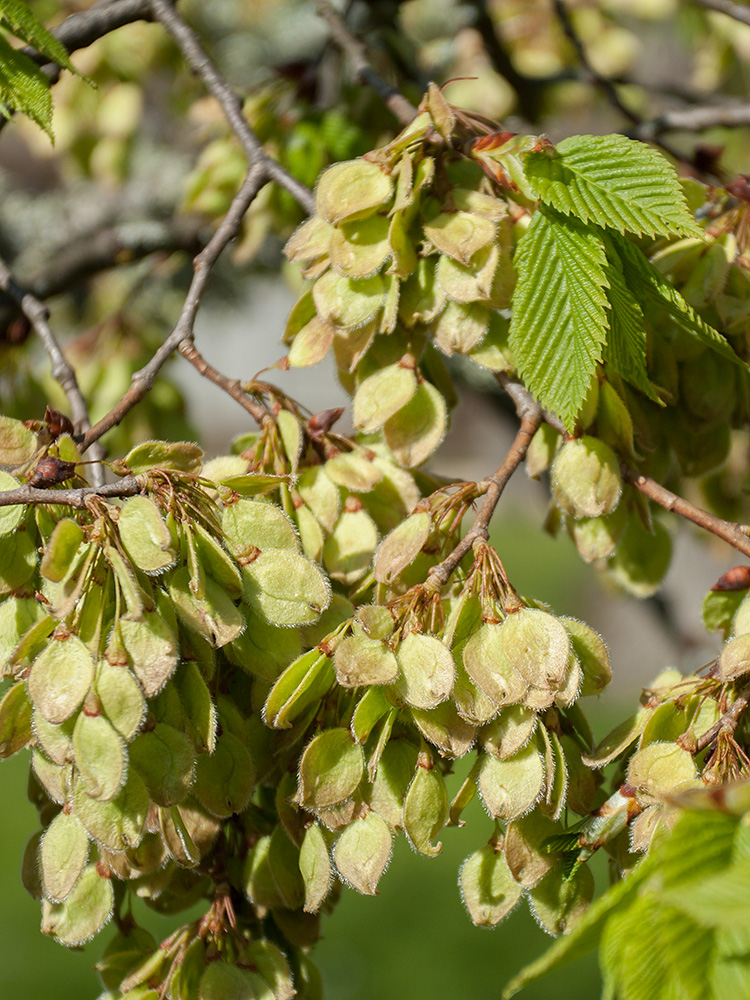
[0, 511, 611, 1000]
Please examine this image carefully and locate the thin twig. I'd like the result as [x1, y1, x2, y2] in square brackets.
[496, 373, 567, 435]
[426, 401, 542, 591]
[27, 217, 206, 300]
[0, 256, 106, 486]
[79, 0, 322, 451]
[0, 476, 144, 509]
[695, 682, 750, 752]
[0, 258, 87, 430]
[466, 0, 546, 123]
[553, 0, 689, 164]
[625, 467, 750, 559]
[179, 342, 271, 427]
[553, 0, 640, 126]
[80, 166, 268, 451]
[495, 374, 750, 563]
[688, 0, 750, 26]
[632, 102, 750, 139]
[149, 0, 315, 213]
[314, 0, 418, 127]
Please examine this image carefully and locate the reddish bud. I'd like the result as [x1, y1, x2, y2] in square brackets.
[710, 565, 750, 591]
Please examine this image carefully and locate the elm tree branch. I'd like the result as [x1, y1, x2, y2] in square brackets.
[0, 477, 143, 509]
[179, 342, 271, 427]
[553, 0, 640, 126]
[313, 0, 418, 127]
[80, 165, 267, 451]
[0, 256, 106, 486]
[694, 682, 750, 752]
[81, 0, 321, 450]
[632, 102, 750, 139]
[426, 397, 542, 591]
[497, 375, 750, 561]
[148, 0, 315, 213]
[688, 0, 750, 26]
[624, 468, 750, 559]
[26, 216, 206, 300]
[552, 0, 688, 164]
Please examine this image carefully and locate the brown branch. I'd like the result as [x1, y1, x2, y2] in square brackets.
[688, 0, 750, 26]
[27, 216, 206, 301]
[0, 255, 107, 486]
[426, 400, 542, 590]
[179, 342, 271, 427]
[313, 0, 418, 127]
[466, 0, 546, 123]
[695, 682, 750, 752]
[632, 102, 750, 139]
[624, 467, 750, 559]
[148, 0, 315, 214]
[495, 375, 750, 565]
[80, 165, 268, 451]
[78, 0, 322, 451]
[553, 0, 640, 126]
[0, 476, 144, 509]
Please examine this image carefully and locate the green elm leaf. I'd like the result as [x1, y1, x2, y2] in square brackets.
[526, 135, 703, 239]
[0, 0, 80, 72]
[510, 208, 609, 430]
[0, 35, 53, 136]
[612, 229, 746, 370]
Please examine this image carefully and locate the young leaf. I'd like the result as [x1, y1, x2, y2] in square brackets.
[0, 0, 79, 73]
[510, 208, 609, 429]
[601, 241, 661, 401]
[612, 230, 746, 369]
[525, 135, 703, 239]
[0, 36, 52, 136]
